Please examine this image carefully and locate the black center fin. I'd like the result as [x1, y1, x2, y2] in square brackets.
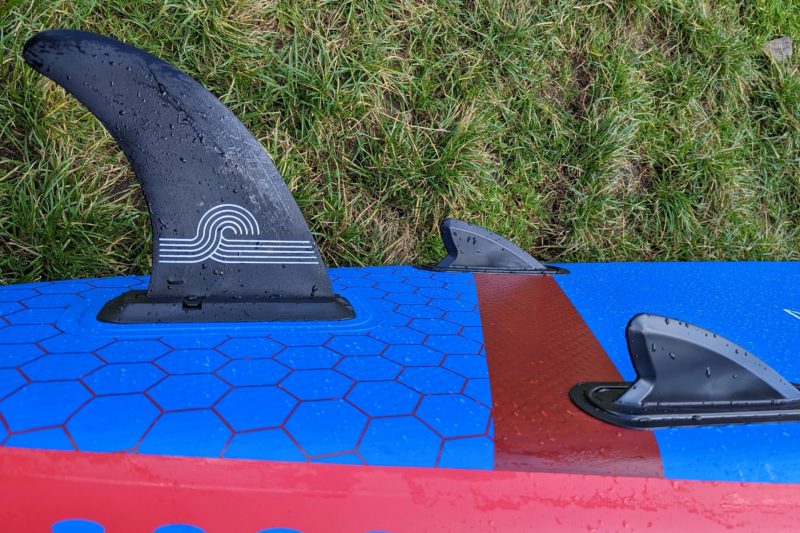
[24, 29, 353, 323]
[571, 314, 800, 429]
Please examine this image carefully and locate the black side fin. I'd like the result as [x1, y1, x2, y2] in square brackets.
[571, 314, 800, 429]
[422, 218, 566, 275]
[24, 30, 352, 322]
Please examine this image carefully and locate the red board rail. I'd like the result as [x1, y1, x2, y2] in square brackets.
[1, 447, 799, 532]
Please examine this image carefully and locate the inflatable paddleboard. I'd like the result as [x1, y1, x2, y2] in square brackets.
[3, 30, 800, 532]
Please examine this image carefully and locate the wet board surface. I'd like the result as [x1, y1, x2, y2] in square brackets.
[560, 261, 800, 483]
[1, 262, 799, 485]
[12, 30, 800, 531]
[0, 266, 493, 470]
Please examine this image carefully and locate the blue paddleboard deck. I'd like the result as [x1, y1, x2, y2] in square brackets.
[1, 262, 800, 482]
[0, 266, 492, 469]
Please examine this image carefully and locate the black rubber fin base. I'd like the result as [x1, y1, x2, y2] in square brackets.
[570, 382, 800, 429]
[98, 290, 355, 324]
[571, 314, 800, 429]
[419, 263, 568, 275]
[419, 218, 567, 275]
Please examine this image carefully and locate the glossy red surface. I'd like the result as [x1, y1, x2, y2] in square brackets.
[2, 447, 800, 532]
[475, 274, 664, 476]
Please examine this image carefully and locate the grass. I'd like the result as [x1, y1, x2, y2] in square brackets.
[1, 0, 798, 283]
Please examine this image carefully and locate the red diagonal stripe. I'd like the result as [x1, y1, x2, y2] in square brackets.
[476, 274, 664, 476]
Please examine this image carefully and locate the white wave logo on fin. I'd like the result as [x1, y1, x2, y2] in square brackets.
[157, 204, 319, 265]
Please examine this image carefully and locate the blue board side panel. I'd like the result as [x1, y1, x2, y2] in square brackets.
[0, 267, 493, 470]
[6, 261, 800, 482]
[556, 261, 800, 483]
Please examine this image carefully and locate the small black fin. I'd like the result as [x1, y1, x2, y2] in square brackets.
[24, 30, 352, 323]
[571, 314, 800, 429]
[421, 219, 566, 275]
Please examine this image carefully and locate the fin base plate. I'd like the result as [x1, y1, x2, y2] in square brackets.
[571, 382, 800, 429]
[417, 264, 568, 275]
[97, 290, 355, 324]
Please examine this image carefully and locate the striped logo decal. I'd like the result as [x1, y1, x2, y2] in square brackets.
[157, 204, 318, 265]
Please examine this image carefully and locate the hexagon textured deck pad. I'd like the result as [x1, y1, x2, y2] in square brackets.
[0, 266, 493, 468]
[4, 261, 800, 485]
